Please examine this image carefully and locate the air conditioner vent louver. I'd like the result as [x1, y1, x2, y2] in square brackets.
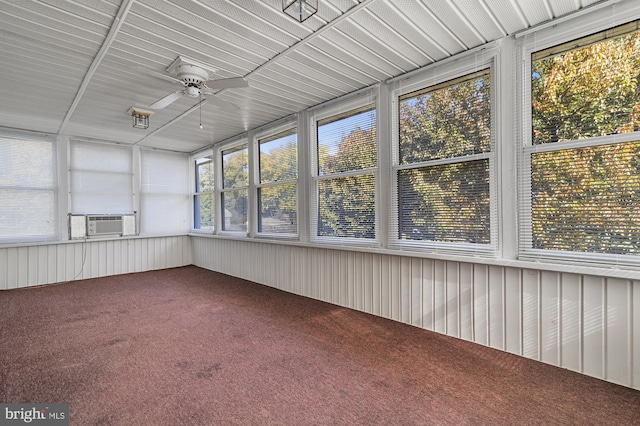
[87, 215, 123, 236]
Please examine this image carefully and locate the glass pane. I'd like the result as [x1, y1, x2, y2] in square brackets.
[532, 30, 640, 144]
[398, 160, 490, 244]
[260, 131, 297, 184]
[222, 189, 248, 232]
[317, 106, 376, 175]
[318, 174, 375, 238]
[399, 71, 491, 164]
[531, 141, 640, 254]
[222, 145, 248, 189]
[194, 194, 214, 230]
[0, 138, 55, 187]
[0, 189, 56, 239]
[258, 184, 297, 234]
[196, 157, 214, 193]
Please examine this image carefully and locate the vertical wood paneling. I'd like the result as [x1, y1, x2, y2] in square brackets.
[421, 259, 434, 330]
[522, 269, 539, 359]
[505, 267, 522, 355]
[488, 265, 504, 350]
[606, 278, 630, 385]
[189, 237, 640, 390]
[410, 258, 422, 327]
[583, 275, 605, 379]
[434, 260, 446, 334]
[459, 262, 474, 341]
[0, 236, 191, 290]
[560, 273, 581, 372]
[400, 256, 411, 324]
[0, 248, 7, 290]
[633, 281, 640, 389]
[473, 264, 489, 346]
[390, 256, 401, 321]
[380, 254, 390, 318]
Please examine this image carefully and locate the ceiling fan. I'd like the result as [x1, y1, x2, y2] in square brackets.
[142, 56, 249, 110]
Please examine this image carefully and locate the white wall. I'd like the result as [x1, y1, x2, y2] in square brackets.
[0, 235, 191, 289]
[191, 235, 640, 391]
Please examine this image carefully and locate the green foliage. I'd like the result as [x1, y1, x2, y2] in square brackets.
[399, 75, 491, 164]
[398, 160, 490, 243]
[317, 120, 377, 238]
[532, 142, 640, 254]
[531, 27, 640, 255]
[532, 31, 640, 144]
[397, 73, 492, 244]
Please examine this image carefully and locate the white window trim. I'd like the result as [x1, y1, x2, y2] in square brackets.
[387, 48, 498, 257]
[191, 148, 214, 234]
[254, 119, 299, 240]
[218, 138, 250, 238]
[308, 86, 379, 247]
[517, 4, 640, 267]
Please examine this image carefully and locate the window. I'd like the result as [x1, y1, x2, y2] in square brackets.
[193, 153, 214, 231]
[522, 21, 640, 264]
[313, 102, 377, 241]
[393, 70, 493, 252]
[70, 140, 133, 214]
[141, 149, 189, 235]
[221, 143, 248, 233]
[0, 133, 57, 243]
[257, 128, 297, 236]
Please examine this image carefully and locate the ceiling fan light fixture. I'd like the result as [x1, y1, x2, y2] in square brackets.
[283, 0, 317, 22]
[128, 107, 153, 129]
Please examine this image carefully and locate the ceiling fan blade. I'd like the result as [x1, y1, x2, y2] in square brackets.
[148, 91, 184, 109]
[204, 77, 249, 90]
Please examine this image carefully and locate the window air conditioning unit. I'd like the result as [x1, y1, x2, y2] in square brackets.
[69, 214, 136, 239]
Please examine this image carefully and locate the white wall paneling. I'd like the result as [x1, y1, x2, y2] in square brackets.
[0, 236, 192, 290]
[191, 236, 639, 390]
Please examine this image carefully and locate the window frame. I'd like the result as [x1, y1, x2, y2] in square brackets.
[219, 139, 249, 236]
[0, 130, 59, 244]
[309, 89, 379, 246]
[518, 17, 640, 267]
[389, 59, 497, 257]
[191, 149, 215, 234]
[255, 122, 299, 239]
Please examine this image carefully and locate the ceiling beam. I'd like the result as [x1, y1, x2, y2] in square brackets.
[57, 0, 135, 135]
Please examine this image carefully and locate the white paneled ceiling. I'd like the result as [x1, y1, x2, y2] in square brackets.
[0, 0, 608, 153]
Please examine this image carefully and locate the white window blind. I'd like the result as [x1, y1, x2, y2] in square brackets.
[194, 152, 214, 231]
[392, 70, 494, 254]
[221, 143, 248, 233]
[313, 103, 377, 241]
[140, 149, 189, 235]
[258, 128, 297, 236]
[0, 133, 57, 243]
[520, 20, 640, 266]
[70, 141, 133, 214]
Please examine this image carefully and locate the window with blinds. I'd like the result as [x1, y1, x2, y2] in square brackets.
[0, 133, 58, 243]
[70, 140, 133, 214]
[258, 128, 297, 236]
[522, 21, 640, 264]
[314, 104, 376, 240]
[393, 70, 493, 252]
[221, 143, 248, 233]
[194, 153, 214, 231]
[140, 149, 189, 235]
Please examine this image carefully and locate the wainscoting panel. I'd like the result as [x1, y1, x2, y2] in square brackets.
[0, 236, 192, 290]
[191, 236, 639, 390]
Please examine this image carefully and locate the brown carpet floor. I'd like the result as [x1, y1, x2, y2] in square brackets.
[1, 265, 639, 425]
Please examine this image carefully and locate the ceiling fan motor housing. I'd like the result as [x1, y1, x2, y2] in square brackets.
[176, 64, 209, 96]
